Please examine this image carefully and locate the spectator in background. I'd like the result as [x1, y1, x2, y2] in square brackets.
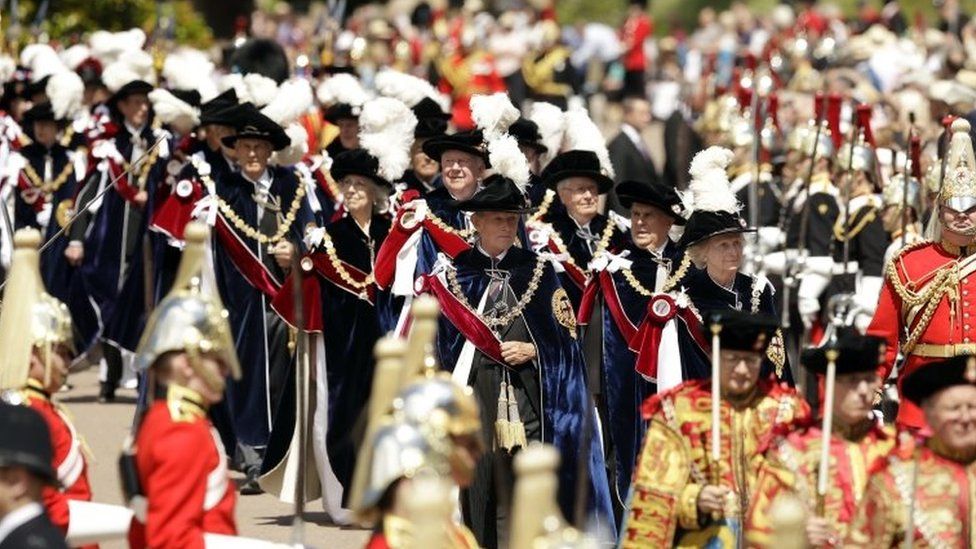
[608, 96, 659, 215]
[620, 0, 652, 98]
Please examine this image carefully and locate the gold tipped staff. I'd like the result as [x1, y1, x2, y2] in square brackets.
[511, 444, 564, 549]
[815, 348, 838, 517]
[399, 295, 440, 385]
[709, 319, 724, 522]
[0, 135, 169, 294]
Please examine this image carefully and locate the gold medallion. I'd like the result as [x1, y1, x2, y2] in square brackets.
[552, 288, 577, 339]
[55, 199, 75, 229]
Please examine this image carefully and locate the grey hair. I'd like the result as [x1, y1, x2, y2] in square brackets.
[687, 233, 745, 269]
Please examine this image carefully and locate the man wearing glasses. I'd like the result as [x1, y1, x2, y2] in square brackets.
[869, 118, 976, 429]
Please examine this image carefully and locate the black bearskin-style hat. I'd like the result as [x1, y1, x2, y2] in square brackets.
[540, 150, 615, 193]
[616, 179, 686, 224]
[228, 39, 290, 85]
[412, 97, 451, 139]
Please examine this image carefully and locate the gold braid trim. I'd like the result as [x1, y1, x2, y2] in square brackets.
[833, 207, 878, 242]
[521, 48, 572, 97]
[122, 144, 161, 190]
[21, 162, 74, 195]
[59, 127, 75, 147]
[217, 170, 309, 247]
[445, 257, 546, 331]
[320, 231, 374, 290]
[622, 269, 653, 297]
[548, 219, 617, 272]
[528, 189, 555, 223]
[662, 253, 693, 293]
[885, 247, 960, 354]
[427, 211, 474, 239]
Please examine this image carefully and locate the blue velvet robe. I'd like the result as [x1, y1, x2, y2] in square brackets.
[14, 143, 98, 350]
[595, 239, 678, 508]
[211, 166, 316, 449]
[540, 209, 626, 310]
[434, 246, 615, 539]
[78, 125, 168, 352]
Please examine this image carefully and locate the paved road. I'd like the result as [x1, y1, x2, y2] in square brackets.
[61, 366, 370, 548]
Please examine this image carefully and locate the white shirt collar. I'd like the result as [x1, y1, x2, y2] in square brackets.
[124, 121, 146, 137]
[476, 243, 509, 263]
[0, 503, 43, 545]
[620, 123, 643, 146]
[241, 168, 272, 190]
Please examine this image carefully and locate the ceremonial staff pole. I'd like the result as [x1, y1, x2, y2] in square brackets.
[709, 319, 723, 521]
[815, 347, 838, 516]
[290, 252, 308, 545]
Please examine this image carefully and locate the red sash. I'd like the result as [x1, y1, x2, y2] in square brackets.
[545, 236, 588, 289]
[374, 207, 472, 289]
[417, 272, 505, 364]
[629, 296, 708, 379]
[212, 214, 282, 298]
[270, 267, 324, 332]
[105, 158, 140, 203]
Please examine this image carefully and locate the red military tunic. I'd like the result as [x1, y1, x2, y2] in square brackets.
[845, 438, 976, 547]
[21, 379, 94, 535]
[867, 240, 976, 427]
[746, 421, 896, 547]
[128, 386, 236, 549]
[436, 50, 506, 131]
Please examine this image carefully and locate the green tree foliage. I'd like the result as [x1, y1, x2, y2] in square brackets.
[4, 0, 212, 46]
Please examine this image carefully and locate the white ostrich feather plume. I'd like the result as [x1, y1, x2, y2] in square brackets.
[0, 56, 15, 85]
[60, 45, 91, 71]
[241, 73, 278, 108]
[89, 28, 146, 65]
[684, 146, 739, 214]
[100, 50, 157, 93]
[22, 45, 67, 82]
[261, 78, 313, 126]
[272, 123, 309, 167]
[358, 97, 418, 182]
[487, 133, 531, 191]
[316, 73, 367, 107]
[374, 69, 449, 111]
[47, 71, 85, 120]
[528, 101, 564, 166]
[149, 89, 200, 128]
[470, 93, 520, 138]
[563, 105, 615, 178]
[163, 49, 217, 100]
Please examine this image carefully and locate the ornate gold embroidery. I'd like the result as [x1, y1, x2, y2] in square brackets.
[552, 287, 577, 338]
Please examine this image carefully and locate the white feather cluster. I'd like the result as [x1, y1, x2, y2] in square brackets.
[488, 133, 531, 191]
[374, 69, 449, 111]
[21, 44, 67, 82]
[89, 28, 146, 65]
[316, 73, 368, 107]
[528, 101, 564, 167]
[163, 49, 218, 102]
[60, 45, 91, 71]
[684, 146, 739, 214]
[562, 105, 615, 179]
[0, 56, 15, 85]
[240, 73, 278, 108]
[46, 71, 85, 120]
[272, 124, 309, 167]
[218, 74, 245, 97]
[148, 89, 200, 129]
[358, 97, 418, 182]
[101, 50, 157, 92]
[261, 79, 313, 126]
[470, 93, 520, 138]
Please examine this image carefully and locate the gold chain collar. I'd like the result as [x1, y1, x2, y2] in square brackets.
[446, 256, 547, 331]
[22, 161, 74, 195]
[121, 144, 161, 190]
[216, 170, 308, 248]
[318, 230, 375, 291]
[427, 210, 475, 239]
[546, 217, 617, 271]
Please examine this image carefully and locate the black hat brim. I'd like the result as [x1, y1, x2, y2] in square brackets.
[902, 356, 976, 405]
[331, 166, 391, 188]
[222, 131, 290, 151]
[421, 141, 490, 168]
[677, 210, 756, 248]
[619, 195, 686, 225]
